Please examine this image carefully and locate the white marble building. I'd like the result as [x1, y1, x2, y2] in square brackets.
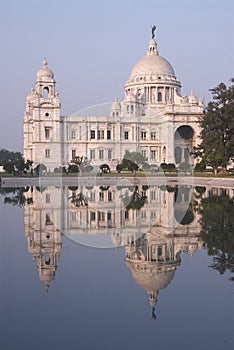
[23, 32, 204, 171]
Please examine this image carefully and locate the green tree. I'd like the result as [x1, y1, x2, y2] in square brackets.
[118, 151, 146, 174]
[194, 78, 234, 174]
[123, 150, 147, 166]
[0, 148, 33, 174]
[34, 163, 47, 175]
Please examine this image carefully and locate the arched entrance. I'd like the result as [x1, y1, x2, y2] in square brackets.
[174, 126, 194, 164]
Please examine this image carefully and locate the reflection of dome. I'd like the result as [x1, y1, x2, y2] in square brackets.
[37, 58, 54, 80]
[126, 261, 176, 293]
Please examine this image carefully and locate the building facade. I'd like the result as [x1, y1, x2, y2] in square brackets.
[23, 32, 204, 171]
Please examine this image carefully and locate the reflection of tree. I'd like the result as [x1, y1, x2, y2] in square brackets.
[121, 186, 147, 210]
[69, 187, 88, 207]
[198, 191, 234, 281]
[0, 187, 33, 207]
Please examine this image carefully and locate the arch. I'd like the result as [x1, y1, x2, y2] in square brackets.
[175, 125, 194, 140]
[43, 86, 49, 98]
[174, 125, 195, 164]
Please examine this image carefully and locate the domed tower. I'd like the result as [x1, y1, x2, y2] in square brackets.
[123, 32, 182, 117]
[118, 28, 204, 165]
[23, 59, 62, 172]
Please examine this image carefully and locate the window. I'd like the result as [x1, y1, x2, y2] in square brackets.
[108, 149, 112, 160]
[124, 131, 129, 140]
[72, 150, 76, 159]
[71, 130, 76, 139]
[98, 211, 105, 221]
[151, 150, 156, 159]
[45, 127, 50, 140]
[45, 214, 53, 225]
[107, 130, 111, 140]
[141, 211, 147, 219]
[150, 191, 156, 200]
[158, 92, 162, 102]
[71, 211, 77, 222]
[90, 149, 95, 159]
[108, 191, 112, 201]
[98, 130, 104, 139]
[141, 131, 147, 140]
[151, 132, 157, 140]
[46, 194, 50, 203]
[90, 212, 96, 221]
[99, 192, 104, 202]
[90, 192, 95, 201]
[125, 210, 129, 220]
[141, 150, 146, 158]
[45, 149, 50, 158]
[99, 150, 104, 160]
[90, 130, 95, 139]
[107, 212, 112, 221]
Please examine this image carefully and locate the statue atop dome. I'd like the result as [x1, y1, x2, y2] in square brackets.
[151, 25, 156, 39]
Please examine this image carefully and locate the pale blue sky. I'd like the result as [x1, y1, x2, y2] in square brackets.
[0, 0, 233, 151]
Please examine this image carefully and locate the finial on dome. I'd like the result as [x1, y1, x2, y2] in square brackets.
[147, 38, 158, 56]
[43, 57, 48, 67]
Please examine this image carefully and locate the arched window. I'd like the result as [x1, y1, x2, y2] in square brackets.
[184, 148, 190, 162]
[158, 92, 162, 102]
[43, 87, 49, 98]
[175, 147, 182, 164]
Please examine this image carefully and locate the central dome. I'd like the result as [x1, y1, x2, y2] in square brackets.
[125, 37, 178, 87]
[129, 37, 175, 80]
[130, 54, 175, 78]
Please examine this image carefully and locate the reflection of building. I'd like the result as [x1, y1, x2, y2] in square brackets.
[24, 187, 62, 291]
[124, 185, 202, 318]
[23, 30, 203, 171]
[23, 184, 202, 306]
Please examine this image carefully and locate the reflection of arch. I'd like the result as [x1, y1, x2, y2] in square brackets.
[174, 207, 194, 225]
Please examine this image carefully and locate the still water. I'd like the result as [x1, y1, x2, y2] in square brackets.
[0, 184, 233, 350]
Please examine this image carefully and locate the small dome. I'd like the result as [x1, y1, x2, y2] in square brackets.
[110, 98, 121, 110]
[188, 90, 198, 104]
[37, 58, 54, 80]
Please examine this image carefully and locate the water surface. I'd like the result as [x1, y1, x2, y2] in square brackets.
[0, 184, 233, 350]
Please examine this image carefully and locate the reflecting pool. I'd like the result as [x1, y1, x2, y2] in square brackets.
[0, 184, 233, 350]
